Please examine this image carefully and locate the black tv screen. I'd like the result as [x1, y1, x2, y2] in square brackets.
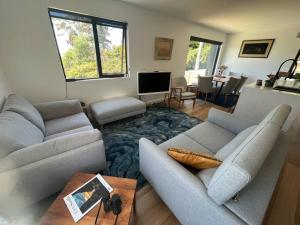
[138, 72, 171, 95]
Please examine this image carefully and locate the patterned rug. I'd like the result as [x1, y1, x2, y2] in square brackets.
[101, 104, 201, 189]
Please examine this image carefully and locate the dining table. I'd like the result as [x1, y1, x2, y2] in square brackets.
[213, 75, 231, 89]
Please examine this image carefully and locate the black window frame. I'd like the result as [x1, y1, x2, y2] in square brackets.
[189, 36, 222, 75]
[48, 8, 128, 82]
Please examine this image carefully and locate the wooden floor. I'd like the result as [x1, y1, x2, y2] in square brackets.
[134, 99, 300, 225]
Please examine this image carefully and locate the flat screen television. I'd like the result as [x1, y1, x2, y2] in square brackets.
[138, 72, 171, 95]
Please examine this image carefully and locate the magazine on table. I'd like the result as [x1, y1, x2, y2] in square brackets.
[64, 174, 113, 222]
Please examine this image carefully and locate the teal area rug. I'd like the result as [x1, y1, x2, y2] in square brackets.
[101, 104, 201, 189]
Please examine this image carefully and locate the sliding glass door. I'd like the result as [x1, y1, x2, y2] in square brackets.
[185, 36, 222, 85]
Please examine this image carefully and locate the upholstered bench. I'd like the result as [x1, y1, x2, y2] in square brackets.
[90, 97, 146, 126]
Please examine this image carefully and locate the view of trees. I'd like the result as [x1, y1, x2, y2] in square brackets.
[52, 18, 125, 79]
[186, 40, 212, 71]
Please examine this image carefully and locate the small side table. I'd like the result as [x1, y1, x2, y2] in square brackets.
[40, 172, 137, 225]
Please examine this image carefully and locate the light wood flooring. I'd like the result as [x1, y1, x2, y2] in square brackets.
[135, 99, 300, 225]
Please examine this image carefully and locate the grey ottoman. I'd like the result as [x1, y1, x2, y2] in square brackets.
[90, 97, 146, 126]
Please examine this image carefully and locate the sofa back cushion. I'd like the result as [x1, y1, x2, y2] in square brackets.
[207, 104, 291, 205]
[3, 94, 45, 134]
[0, 111, 44, 158]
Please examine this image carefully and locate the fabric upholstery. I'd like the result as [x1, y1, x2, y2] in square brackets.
[159, 133, 212, 155]
[198, 76, 217, 93]
[197, 168, 217, 188]
[0, 129, 101, 172]
[44, 125, 94, 141]
[174, 92, 196, 98]
[220, 77, 240, 94]
[208, 108, 257, 134]
[234, 76, 248, 93]
[259, 104, 292, 128]
[167, 148, 221, 169]
[215, 126, 257, 161]
[139, 138, 246, 225]
[45, 112, 91, 136]
[34, 99, 82, 121]
[0, 112, 44, 159]
[3, 94, 45, 133]
[185, 121, 235, 153]
[139, 104, 291, 225]
[208, 122, 281, 205]
[90, 97, 146, 125]
[224, 132, 288, 225]
[0, 141, 106, 212]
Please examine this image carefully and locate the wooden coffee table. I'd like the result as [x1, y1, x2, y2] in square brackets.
[40, 172, 137, 225]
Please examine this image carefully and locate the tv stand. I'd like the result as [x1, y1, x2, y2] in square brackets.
[138, 93, 171, 111]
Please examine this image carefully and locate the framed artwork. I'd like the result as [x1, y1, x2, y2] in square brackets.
[154, 37, 174, 60]
[238, 39, 275, 58]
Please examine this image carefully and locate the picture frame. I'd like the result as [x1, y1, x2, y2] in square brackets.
[154, 37, 174, 60]
[238, 39, 275, 58]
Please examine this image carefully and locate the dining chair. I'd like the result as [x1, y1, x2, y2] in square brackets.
[234, 75, 248, 94]
[169, 77, 197, 108]
[219, 77, 240, 105]
[197, 76, 218, 103]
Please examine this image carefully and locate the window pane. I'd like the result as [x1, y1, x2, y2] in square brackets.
[185, 39, 220, 85]
[97, 25, 126, 75]
[51, 18, 98, 79]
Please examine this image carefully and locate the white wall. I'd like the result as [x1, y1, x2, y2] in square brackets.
[0, 0, 227, 104]
[221, 26, 300, 83]
[0, 63, 11, 108]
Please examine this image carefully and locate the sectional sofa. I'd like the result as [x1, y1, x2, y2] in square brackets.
[0, 94, 106, 215]
[140, 104, 291, 225]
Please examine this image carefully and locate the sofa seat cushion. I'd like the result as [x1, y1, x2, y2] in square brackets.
[0, 111, 44, 158]
[159, 133, 213, 155]
[45, 112, 91, 136]
[90, 97, 146, 125]
[174, 92, 196, 99]
[184, 121, 236, 153]
[3, 94, 45, 134]
[44, 125, 95, 141]
[215, 126, 257, 161]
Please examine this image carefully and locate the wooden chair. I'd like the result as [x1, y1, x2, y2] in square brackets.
[170, 77, 197, 108]
[197, 76, 218, 103]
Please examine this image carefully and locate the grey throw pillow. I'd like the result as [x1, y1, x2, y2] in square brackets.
[0, 111, 44, 158]
[3, 94, 45, 134]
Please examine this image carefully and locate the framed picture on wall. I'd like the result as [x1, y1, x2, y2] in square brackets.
[238, 39, 275, 58]
[154, 37, 174, 60]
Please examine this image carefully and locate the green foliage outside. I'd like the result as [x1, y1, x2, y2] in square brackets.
[53, 18, 125, 79]
[186, 40, 212, 70]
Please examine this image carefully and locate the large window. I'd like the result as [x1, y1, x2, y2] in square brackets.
[49, 8, 128, 81]
[185, 36, 222, 85]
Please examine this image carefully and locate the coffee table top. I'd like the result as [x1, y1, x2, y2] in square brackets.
[40, 172, 137, 225]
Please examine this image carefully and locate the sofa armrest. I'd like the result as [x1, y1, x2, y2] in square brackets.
[0, 129, 101, 172]
[208, 108, 257, 134]
[139, 138, 245, 225]
[34, 99, 82, 121]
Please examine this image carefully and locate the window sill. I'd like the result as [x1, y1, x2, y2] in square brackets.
[66, 75, 130, 82]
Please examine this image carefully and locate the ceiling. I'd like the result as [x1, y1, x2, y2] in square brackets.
[121, 0, 300, 33]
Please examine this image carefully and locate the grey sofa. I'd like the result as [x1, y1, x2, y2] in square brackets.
[139, 104, 291, 225]
[0, 94, 106, 215]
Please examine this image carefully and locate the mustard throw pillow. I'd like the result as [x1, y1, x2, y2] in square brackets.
[167, 148, 222, 169]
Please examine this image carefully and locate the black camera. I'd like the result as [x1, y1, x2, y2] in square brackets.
[103, 194, 122, 215]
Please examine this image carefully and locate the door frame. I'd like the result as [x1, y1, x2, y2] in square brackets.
[189, 36, 223, 75]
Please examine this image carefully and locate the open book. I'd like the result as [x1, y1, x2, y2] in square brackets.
[64, 174, 113, 222]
